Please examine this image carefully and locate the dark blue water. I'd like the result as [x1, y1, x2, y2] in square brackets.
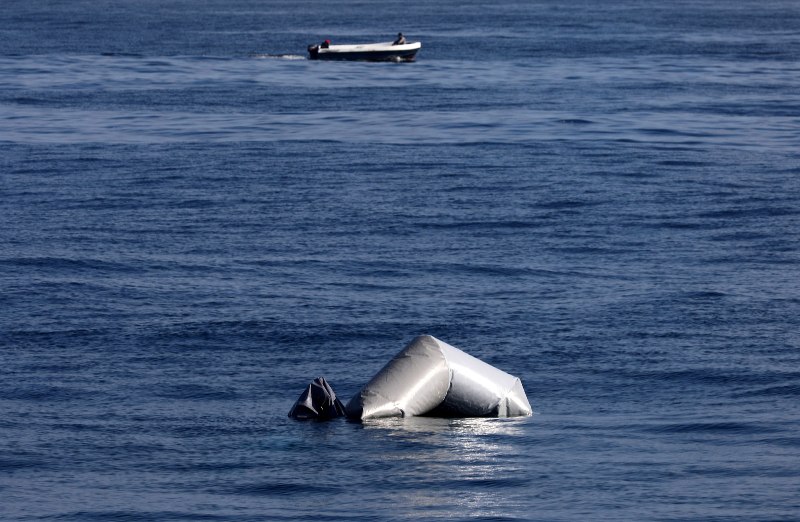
[2, 1, 800, 520]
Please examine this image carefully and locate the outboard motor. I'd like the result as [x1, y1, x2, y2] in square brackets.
[307, 44, 320, 60]
[288, 376, 345, 420]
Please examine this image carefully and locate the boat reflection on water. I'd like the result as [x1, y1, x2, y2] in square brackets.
[356, 416, 532, 517]
[358, 415, 530, 436]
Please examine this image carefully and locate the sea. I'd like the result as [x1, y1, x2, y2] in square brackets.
[2, 0, 799, 520]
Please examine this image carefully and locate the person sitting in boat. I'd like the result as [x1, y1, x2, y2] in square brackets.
[321, 39, 331, 49]
[392, 33, 406, 45]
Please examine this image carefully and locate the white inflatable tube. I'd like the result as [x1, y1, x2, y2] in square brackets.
[345, 335, 532, 420]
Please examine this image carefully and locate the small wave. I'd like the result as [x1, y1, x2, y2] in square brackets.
[47, 511, 228, 521]
[553, 245, 634, 255]
[683, 290, 729, 299]
[229, 481, 343, 496]
[536, 199, 600, 210]
[99, 52, 144, 58]
[0, 256, 139, 273]
[642, 220, 707, 230]
[251, 53, 306, 60]
[454, 477, 531, 489]
[656, 159, 709, 167]
[0, 457, 49, 471]
[153, 384, 239, 401]
[734, 383, 800, 398]
[7, 96, 46, 106]
[710, 231, 769, 241]
[418, 220, 542, 231]
[0, 384, 91, 402]
[155, 461, 256, 473]
[638, 127, 710, 138]
[619, 368, 780, 387]
[696, 207, 800, 219]
[645, 421, 775, 435]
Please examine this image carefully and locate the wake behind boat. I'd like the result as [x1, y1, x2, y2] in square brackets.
[307, 40, 421, 62]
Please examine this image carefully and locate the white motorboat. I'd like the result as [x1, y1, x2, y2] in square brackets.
[307, 41, 421, 62]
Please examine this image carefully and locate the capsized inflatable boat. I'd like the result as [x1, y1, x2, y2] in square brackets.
[345, 335, 532, 420]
